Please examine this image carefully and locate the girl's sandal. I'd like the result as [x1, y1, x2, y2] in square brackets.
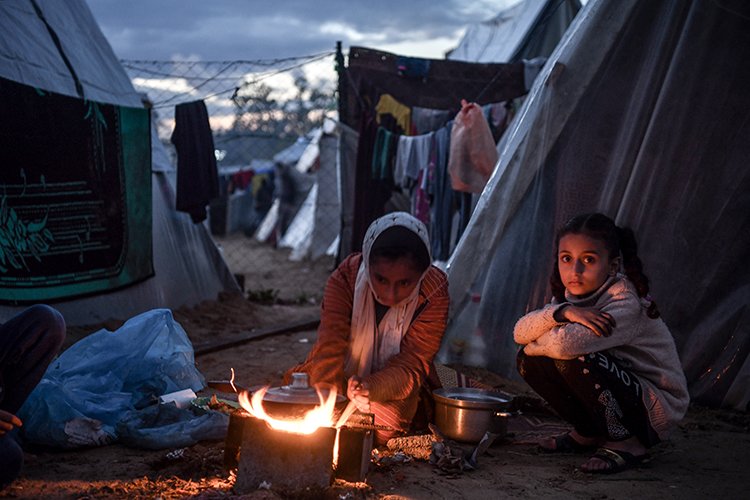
[538, 433, 598, 454]
[581, 447, 649, 474]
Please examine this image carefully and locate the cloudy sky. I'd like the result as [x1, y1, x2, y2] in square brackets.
[86, 0, 520, 61]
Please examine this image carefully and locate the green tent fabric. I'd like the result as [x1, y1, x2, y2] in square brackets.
[0, 0, 238, 324]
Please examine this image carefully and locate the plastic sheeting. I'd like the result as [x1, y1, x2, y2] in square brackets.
[0, 96, 238, 323]
[0, 0, 143, 107]
[0, 0, 239, 324]
[279, 128, 341, 261]
[336, 123, 360, 262]
[0, 169, 239, 325]
[448, 0, 581, 63]
[440, 0, 750, 411]
[18, 309, 226, 449]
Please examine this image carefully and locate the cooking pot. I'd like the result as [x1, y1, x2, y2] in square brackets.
[261, 372, 347, 419]
[433, 387, 513, 443]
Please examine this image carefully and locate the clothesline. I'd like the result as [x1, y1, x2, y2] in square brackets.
[360, 93, 514, 261]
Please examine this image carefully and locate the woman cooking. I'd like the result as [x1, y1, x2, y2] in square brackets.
[286, 212, 450, 444]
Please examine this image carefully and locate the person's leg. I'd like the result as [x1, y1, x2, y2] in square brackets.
[556, 352, 658, 447]
[557, 351, 658, 472]
[370, 390, 420, 446]
[516, 350, 601, 443]
[0, 305, 66, 414]
[518, 349, 657, 454]
[0, 432, 23, 488]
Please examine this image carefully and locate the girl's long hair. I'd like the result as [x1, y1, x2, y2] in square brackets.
[550, 213, 660, 318]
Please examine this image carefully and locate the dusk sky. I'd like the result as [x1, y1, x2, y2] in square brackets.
[85, 0, 520, 61]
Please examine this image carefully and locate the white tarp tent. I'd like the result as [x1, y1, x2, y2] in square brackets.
[255, 136, 316, 245]
[439, 0, 750, 411]
[448, 0, 581, 63]
[0, 0, 239, 326]
[279, 119, 341, 261]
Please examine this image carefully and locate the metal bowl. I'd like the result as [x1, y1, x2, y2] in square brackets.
[433, 387, 513, 443]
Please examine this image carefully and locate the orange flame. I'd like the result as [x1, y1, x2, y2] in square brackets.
[238, 386, 338, 435]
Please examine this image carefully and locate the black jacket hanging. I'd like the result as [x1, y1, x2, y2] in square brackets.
[170, 100, 219, 223]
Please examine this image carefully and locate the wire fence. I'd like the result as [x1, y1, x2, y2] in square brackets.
[123, 53, 340, 304]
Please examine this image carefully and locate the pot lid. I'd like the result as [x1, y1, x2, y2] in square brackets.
[263, 372, 346, 405]
[433, 387, 513, 410]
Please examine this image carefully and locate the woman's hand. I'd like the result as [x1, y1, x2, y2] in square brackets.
[559, 305, 616, 337]
[346, 376, 371, 413]
[0, 409, 22, 436]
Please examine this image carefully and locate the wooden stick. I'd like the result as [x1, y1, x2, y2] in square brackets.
[335, 400, 358, 428]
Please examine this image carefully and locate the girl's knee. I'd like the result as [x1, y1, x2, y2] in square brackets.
[517, 350, 554, 378]
[517, 352, 589, 381]
[552, 356, 591, 382]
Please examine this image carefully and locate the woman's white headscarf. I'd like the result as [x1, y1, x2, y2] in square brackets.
[344, 212, 431, 378]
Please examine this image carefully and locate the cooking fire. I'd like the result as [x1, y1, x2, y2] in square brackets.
[238, 385, 339, 434]
[228, 373, 373, 493]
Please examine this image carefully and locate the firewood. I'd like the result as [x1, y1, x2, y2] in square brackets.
[385, 434, 436, 460]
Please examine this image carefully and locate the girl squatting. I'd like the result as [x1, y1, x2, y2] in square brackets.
[514, 213, 689, 474]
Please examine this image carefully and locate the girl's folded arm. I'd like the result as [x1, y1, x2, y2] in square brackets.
[514, 303, 568, 345]
[524, 292, 642, 357]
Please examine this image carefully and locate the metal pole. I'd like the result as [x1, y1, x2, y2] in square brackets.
[335, 41, 347, 125]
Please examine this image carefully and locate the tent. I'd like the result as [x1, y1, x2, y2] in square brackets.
[254, 136, 315, 244]
[278, 119, 341, 261]
[0, 0, 239, 326]
[447, 0, 581, 63]
[336, 1, 581, 263]
[439, 0, 750, 411]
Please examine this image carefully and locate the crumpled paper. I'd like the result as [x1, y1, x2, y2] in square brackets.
[63, 417, 113, 447]
[429, 430, 501, 474]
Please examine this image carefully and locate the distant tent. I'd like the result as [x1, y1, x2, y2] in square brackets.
[278, 119, 341, 261]
[439, 0, 750, 411]
[254, 136, 314, 244]
[448, 0, 581, 63]
[0, 0, 238, 325]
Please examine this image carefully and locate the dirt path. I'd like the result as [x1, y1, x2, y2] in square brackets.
[5, 294, 749, 499]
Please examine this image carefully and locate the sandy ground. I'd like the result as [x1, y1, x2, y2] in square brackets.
[3, 254, 750, 498]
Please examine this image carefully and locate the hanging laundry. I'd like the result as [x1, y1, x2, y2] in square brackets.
[231, 169, 254, 191]
[371, 127, 398, 181]
[430, 124, 454, 261]
[412, 168, 430, 226]
[171, 100, 219, 223]
[375, 94, 411, 134]
[393, 132, 432, 188]
[352, 109, 392, 253]
[396, 56, 431, 79]
[412, 106, 453, 135]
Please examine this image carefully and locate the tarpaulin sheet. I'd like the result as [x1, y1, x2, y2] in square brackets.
[441, 0, 750, 411]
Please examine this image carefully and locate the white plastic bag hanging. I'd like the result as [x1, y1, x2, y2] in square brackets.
[448, 99, 499, 193]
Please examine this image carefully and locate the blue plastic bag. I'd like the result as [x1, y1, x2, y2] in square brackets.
[117, 403, 228, 450]
[18, 309, 208, 448]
